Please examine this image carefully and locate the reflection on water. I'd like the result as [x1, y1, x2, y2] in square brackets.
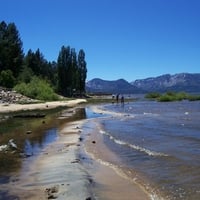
[0, 107, 86, 174]
[23, 128, 58, 156]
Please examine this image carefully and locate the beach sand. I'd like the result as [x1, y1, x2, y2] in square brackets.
[1, 103, 150, 200]
[82, 115, 150, 200]
[5, 120, 93, 200]
[0, 99, 87, 113]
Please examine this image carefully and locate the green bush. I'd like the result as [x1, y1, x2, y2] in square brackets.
[145, 92, 161, 99]
[175, 92, 188, 100]
[157, 91, 199, 102]
[14, 77, 59, 101]
[187, 95, 200, 101]
[158, 94, 175, 102]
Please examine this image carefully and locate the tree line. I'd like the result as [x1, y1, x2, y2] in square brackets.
[0, 21, 87, 97]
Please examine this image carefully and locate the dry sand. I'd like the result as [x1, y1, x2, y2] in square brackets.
[0, 99, 87, 113]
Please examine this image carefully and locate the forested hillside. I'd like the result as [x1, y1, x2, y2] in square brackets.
[0, 21, 87, 99]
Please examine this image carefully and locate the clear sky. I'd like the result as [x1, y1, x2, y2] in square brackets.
[1, 0, 200, 81]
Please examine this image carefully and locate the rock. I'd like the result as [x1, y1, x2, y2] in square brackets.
[26, 131, 32, 134]
[0, 87, 39, 104]
[71, 159, 80, 163]
[8, 139, 17, 149]
[45, 185, 59, 199]
[92, 140, 96, 144]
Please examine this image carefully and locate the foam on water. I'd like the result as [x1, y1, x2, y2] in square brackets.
[90, 100, 200, 200]
[100, 130, 169, 157]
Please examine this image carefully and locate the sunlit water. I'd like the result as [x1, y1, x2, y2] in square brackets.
[92, 100, 200, 199]
[1, 102, 200, 200]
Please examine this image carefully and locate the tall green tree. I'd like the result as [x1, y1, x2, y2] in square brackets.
[57, 46, 71, 96]
[0, 21, 24, 77]
[57, 46, 87, 96]
[23, 48, 54, 81]
[77, 49, 87, 94]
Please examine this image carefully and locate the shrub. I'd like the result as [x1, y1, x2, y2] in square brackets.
[14, 77, 59, 101]
[145, 92, 161, 99]
[158, 94, 175, 102]
[187, 95, 200, 101]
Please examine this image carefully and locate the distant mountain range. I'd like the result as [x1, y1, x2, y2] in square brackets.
[86, 73, 200, 94]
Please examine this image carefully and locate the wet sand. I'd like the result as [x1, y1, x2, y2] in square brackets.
[1, 104, 150, 200]
[5, 120, 93, 200]
[83, 114, 150, 200]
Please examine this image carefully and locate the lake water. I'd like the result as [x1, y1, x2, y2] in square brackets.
[1, 100, 200, 200]
[88, 100, 200, 200]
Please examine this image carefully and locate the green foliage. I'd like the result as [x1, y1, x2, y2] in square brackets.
[158, 94, 176, 102]
[14, 77, 59, 101]
[0, 21, 24, 76]
[174, 92, 188, 101]
[187, 95, 200, 101]
[78, 49, 87, 94]
[0, 70, 15, 88]
[18, 66, 34, 83]
[158, 91, 188, 102]
[57, 46, 87, 96]
[145, 91, 200, 102]
[0, 21, 88, 97]
[145, 92, 161, 99]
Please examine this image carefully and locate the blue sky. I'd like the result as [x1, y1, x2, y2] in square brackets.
[1, 0, 200, 81]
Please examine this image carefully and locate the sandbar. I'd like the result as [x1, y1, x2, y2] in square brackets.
[0, 99, 87, 113]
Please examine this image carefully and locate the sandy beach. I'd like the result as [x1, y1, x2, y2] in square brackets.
[82, 108, 150, 200]
[0, 103, 151, 200]
[5, 120, 93, 200]
[0, 99, 87, 113]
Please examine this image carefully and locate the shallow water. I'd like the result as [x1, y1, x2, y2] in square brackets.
[1, 102, 200, 200]
[91, 100, 200, 200]
[0, 108, 87, 173]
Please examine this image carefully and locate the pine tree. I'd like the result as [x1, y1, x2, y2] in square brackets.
[0, 21, 24, 77]
[23, 48, 52, 79]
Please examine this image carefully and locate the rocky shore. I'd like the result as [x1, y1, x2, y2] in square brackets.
[0, 87, 38, 104]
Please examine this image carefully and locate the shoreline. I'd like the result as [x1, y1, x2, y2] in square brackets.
[4, 119, 93, 200]
[1, 104, 150, 200]
[81, 107, 150, 200]
[0, 99, 87, 114]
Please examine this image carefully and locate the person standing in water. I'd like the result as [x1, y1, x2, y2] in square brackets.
[116, 94, 119, 103]
[121, 95, 124, 106]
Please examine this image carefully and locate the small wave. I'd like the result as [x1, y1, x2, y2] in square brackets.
[143, 112, 159, 117]
[84, 146, 164, 200]
[100, 130, 168, 157]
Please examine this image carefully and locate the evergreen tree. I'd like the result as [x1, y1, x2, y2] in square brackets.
[78, 49, 87, 94]
[57, 46, 71, 96]
[70, 48, 78, 93]
[57, 46, 87, 96]
[0, 21, 24, 77]
[23, 48, 53, 80]
[0, 69, 15, 88]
